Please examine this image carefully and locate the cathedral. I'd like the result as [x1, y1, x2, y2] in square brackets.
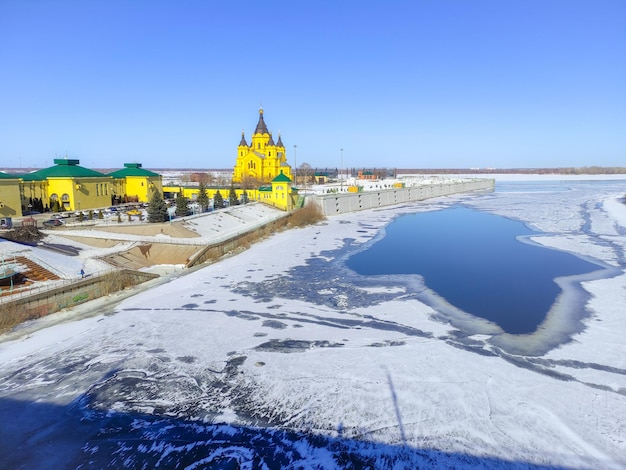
[232, 108, 293, 185]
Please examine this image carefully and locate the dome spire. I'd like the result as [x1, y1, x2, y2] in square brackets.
[254, 107, 269, 135]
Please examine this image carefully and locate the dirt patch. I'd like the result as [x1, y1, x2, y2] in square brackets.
[60, 236, 122, 248]
[103, 243, 200, 269]
[0, 226, 44, 244]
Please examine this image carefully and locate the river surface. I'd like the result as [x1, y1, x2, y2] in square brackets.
[346, 205, 602, 334]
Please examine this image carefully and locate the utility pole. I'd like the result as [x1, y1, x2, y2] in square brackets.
[340, 148, 344, 191]
[293, 144, 297, 186]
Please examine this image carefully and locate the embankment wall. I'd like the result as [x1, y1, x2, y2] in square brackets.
[186, 214, 291, 268]
[311, 179, 495, 215]
[0, 269, 158, 332]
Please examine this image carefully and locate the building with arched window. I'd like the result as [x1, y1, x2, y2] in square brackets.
[232, 108, 293, 185]
[21, 159, 111, 213]
[0, 160, 165, 217]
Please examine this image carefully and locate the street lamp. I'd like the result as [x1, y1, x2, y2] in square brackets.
[340, 148, 344, 191]
[293, 144, 297, 186]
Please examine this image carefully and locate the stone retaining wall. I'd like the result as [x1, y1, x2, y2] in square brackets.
[0, 269, 158, 331]
[186, 214, 291, 268]
[311, 179, 495, 215]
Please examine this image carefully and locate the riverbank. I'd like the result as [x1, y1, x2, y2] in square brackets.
[1, 179, 625, 468]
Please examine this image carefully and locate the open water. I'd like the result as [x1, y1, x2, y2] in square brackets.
[346, 206, 602, 334]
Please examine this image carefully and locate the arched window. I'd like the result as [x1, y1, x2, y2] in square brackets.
[50, 193, 59, 201]
[61, 194, 70, 202]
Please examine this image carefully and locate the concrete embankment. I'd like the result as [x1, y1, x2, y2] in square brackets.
[311, 178, 495, 215]
[0, 269, 158, 332]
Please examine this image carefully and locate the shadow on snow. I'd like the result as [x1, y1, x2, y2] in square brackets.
[0, 394, 571, 469]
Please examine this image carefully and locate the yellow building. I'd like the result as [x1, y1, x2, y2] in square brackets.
[22, 159, 111, 213]
[232, 108, 293, 185]
[163, 185, 258, 206]
[108, 163, 163, 203]
[0, 172, 22, 218]
[258, 171, 296, 211]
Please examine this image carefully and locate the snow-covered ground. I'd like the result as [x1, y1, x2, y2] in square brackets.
[1, 178, 625, 469]
[0, 203, 287, 282]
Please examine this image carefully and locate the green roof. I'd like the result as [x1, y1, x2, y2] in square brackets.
[24, 159, 107, 181]
[259, 185, 272, 192]
[0, 172, 21, 180]
[272, 171, 292, 183]
[108, 163, 160, 178]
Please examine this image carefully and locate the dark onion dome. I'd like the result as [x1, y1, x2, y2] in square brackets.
[254, 108, 269, 135]
[239, 131, 248, 146]
[276, 133, 284, 148]
[268, 132, 275, 146]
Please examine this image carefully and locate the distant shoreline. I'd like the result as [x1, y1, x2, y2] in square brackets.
[2, 166, 626, 175]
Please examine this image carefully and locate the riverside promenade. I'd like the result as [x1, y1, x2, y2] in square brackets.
[311, 178, 495, 215]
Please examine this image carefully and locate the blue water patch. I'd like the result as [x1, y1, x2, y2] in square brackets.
[345, 207, 602, 334]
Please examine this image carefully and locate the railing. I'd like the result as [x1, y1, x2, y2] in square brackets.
[0, 266, 119, 304]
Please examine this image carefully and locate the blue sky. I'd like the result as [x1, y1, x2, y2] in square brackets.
[1, 0, 625, 170]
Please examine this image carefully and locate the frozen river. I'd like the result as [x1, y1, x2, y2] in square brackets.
[346, 203, 605, 336]
[1, 176, 625, 469]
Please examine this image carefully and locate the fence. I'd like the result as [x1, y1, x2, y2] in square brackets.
[0, 268, 159, 332]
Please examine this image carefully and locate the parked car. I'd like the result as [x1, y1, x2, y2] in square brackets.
[43, 219, 63, 227]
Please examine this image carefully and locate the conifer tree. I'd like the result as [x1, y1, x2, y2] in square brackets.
[228, 186, 238, 206]
[197, 182, 209, 212]
[213, 190, 224, 209]
[147, 190, 169, 223]
[175, 192, 189, 217]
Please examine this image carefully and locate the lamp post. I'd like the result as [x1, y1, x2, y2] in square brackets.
[340, 148, 344, 192]
[293, 144, 297, 186]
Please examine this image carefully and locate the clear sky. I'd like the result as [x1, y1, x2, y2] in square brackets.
[1, 0, 625, 170]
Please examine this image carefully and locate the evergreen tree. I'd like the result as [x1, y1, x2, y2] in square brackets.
[197, 182, 209, 212]
[147, 190, 169, 223]
[175, 192, 189, 217]
[213, 190, 224, 209]
[228, 186, 238, 206]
